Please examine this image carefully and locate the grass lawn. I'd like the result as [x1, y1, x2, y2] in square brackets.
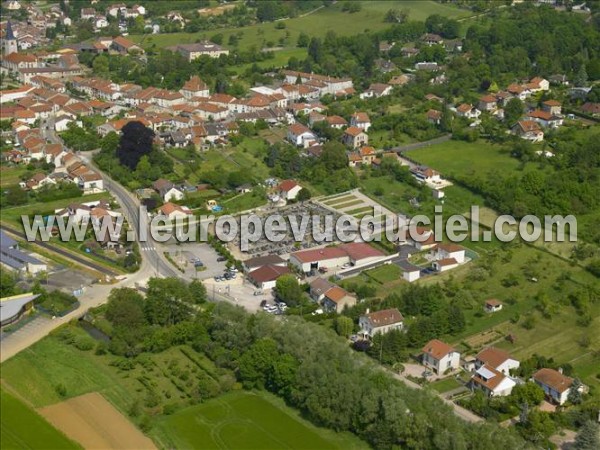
[0, 166, 29, 188]
[365, 263, 401, 284]
[151, 390, 368, 450]
[221, 191, 267, 213]
[405, 139, 523, 178]
[429, 377, 463, 394]
[0, 388, 80, 450]
[132, 1, 469, 51]
[0, 192, 111, 228]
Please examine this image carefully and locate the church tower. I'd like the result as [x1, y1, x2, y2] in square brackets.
[4, 21, 18, 56]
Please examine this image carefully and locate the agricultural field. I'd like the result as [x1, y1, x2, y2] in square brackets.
[0, 388, 80, 450]
[152, 390, 368, 450]
[132, 1, 470, 52]
[0, 166, 29, 188]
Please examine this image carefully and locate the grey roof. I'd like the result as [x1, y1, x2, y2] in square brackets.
[397, 260, 421, 273]
[1, 247, 44, 266]
[5, 21, 15, 41]
[0, 231, 18, 249]
[0, 293, 39, 324]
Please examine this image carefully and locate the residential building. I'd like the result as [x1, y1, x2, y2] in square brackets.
[475, 347, 520, 376]
[359, 308, 404, 337]
[512, 120, 544, 142]
[343, 126, 368, 148]
[350, 112, 371, 131]
[277, 179, 302, 201]
[322, 286, 357, 313]
[433, 258, 458, 272]
[153, 179, 184, 202]
[309, 277, 336, 302]
[157, 202, 193, 220]
[287, 123, 317, 147]
[471, 365, 517, 397]
[360, 83, 392, 99]
[533, 368, 579, 405]
[433, 243, 465, 264]
[422, 339, 460, 374]
[484, 299, 503, 313]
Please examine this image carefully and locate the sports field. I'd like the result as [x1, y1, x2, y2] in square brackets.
[0, 388, 80, 450]
[152, 390, 368, 450]
[132, 1, 469, 51]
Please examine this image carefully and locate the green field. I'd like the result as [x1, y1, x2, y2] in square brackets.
[365, 263, 402, 284]
[0, 166, 29, 188]
[152, 390, 368, 450]
[405, 139, 523, 178]
[0, 389, 80, 450]
[132, 1, 469, 51]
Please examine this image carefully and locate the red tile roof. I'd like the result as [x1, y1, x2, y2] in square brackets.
[422, 339, 455, 360]
[533, 368, 573, 394]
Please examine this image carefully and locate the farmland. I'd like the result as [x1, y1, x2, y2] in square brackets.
[0, 388, 80, 450]
[131, 1, 470, 53]
[152, 390, 368, 450]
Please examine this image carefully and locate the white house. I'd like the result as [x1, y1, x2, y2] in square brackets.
[433, 243, 466, 264]
[456, 103, 481, 119]
[422, 339, 461, 374]
[433, 258, 458, 272]
[512, 120, 544, 142]
[484, 299, 503, 313]
[359, 308, 404, 337]
[533, 368, 581, 405]
[277, 180, 302, 201]
[247, 264, 291, 290]
[350, 112, 371, 132]
[411, 166, 441, 184]
[158, 202, 193, 220]
[471, 365, 517, 397]
[360, 83, 392, 99]
[287, 123, 317, 147]
[475, 347, 520, 376]
[153, 179, 184, 203]
[397, 260, 421, 282]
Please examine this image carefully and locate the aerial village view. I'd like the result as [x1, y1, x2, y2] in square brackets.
[0, 0, 599, 449]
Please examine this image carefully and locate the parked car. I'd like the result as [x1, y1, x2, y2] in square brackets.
[260, 300, 267, 307]
[217, 256, 227, 262]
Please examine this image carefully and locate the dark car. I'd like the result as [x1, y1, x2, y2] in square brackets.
[217, 256, 227, 262]
[260, 300, 267, 307]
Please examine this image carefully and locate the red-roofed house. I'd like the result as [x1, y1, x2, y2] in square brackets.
[471, 365, 517, 397]
[478, 95, 497, 112]
[475, 347, 520, 376]
[533, 368, 581, 405]
[342, 126, 368, 148]
[287, 123, 317, 147]
[350, 112, 371, 131]
[247, 264, 291, 290]
[422, 339, 460, 374]
[433, 257, 458, 272]
[322, 285, 357, 313]
[158, 202, 193, 220]
[512, 120, 544, 142]
[277, 179, 302, 201]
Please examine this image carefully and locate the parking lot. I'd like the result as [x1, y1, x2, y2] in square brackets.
[164, 242, 227, 280]
[203, 276, 268, 313]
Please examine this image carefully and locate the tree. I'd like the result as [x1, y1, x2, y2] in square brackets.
[116, 121, 155, 170]
[297, 187, 311, 202]
[92, 55, 109, 74]
[297, 32, 310, 47]
[573, 421, 600, 450]
[188, 280, 207, 304]
[105, 288, 146, 327]
[568, 378, 583, 404]
[275, 275, 303, 306]
[144, 278, 195, 326]
[504, 98, 524, 125]
[320, 141, 347, 170]
[334, 316, 353, 337]
[238, 338, 279, 388]
[511, 382, 544, 407]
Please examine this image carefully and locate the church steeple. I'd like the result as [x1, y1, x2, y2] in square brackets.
[4, 21, 18, 55]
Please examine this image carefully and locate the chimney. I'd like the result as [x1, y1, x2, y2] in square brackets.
[558, 367, 563, 374]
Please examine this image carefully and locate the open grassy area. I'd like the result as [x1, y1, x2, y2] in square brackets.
[429, 377, 463, 394]
[364, 263, 402, 284]
[152, 390, 368, 450]
[0, 192, 111, 228]
[221, 190, 267, 214]
[131, 1, 469, 51]
[0, 388, 80, 450]
[0, 166, 29, 188]
[405, 139, 523, 178]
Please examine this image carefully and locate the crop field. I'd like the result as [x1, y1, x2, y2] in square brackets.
[39, 393, 156, 450]
[131, 1, 469, 52]
[0, 388, 80, 450]
[152, 390, 368, 450]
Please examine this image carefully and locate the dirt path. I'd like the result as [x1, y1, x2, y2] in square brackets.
[38, 392, 157, 450]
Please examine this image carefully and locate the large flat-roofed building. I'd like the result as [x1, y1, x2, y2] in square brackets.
[289, 242, 384, 273]
[0, 231, 47, 274]
[167, 42, 229, 62]
[1, 293, 39, 327]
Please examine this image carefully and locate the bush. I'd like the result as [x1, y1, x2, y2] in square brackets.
[73, 336, 94, 351]
[55, 383, 67, 398]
